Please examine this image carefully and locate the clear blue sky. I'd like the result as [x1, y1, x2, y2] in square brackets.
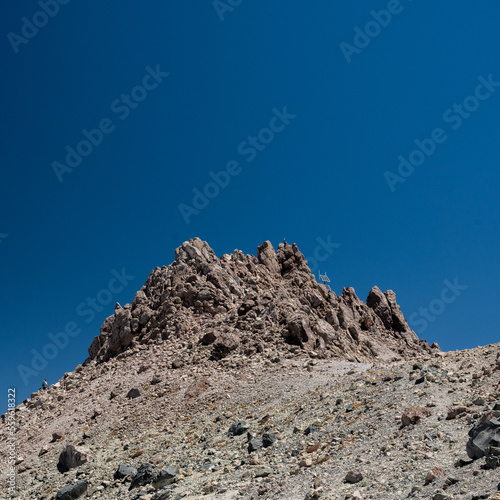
[1, 1, 499, 407]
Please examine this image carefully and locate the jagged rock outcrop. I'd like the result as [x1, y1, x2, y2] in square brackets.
[467, 411, 500, 462]
[87, 238, 432, 365]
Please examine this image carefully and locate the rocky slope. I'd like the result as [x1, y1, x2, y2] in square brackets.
[3, 239, 499, 500]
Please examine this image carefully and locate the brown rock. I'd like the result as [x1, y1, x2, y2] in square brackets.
[87, 238, 427, 365]
[446, 405, 468, 420]
[345, 470, 363, 483]
[257, 240, 280, 274]
[51, 431, 64, 442]
[425, 466, 444, 484]
[306, 443, 320, 453]
[401, 407, 432, 427]
[185, 377, 211, 398]
[479, 410, 500, 425]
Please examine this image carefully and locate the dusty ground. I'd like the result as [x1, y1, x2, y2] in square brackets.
[2, 341, 500, 499]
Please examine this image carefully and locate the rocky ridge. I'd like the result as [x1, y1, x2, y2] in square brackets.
[87, 238, 436, 367]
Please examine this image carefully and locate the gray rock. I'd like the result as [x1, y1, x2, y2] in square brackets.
[129, 463, 154, 490]
[254, 466, 273, 478]
[55, 480, 87, 500]
[58, 445, 89, 471]
[228, 421, 248, 437]
[51, 431, 64, 442]
[248, 438, 263, 453]
[152, 488, 174, 500]
[114, 463, 137, 480]
[129, 463, 178, 491]
[432, 493, 450, 500]
[345, 470, 363, 483]
[262, 433, 277, 447]
[152, 466, 179, 489]
[126, 388, 141, 399]
[486, 446, 500, 469]
[467, 414, 500, 459]
[304, 424, 319, 435]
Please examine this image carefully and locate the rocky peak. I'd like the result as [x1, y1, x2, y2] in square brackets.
[87, 238, 437, 365]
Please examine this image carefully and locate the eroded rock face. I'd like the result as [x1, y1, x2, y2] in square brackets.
[87, 238, 430, 364]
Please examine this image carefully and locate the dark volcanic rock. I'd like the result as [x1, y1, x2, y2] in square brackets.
[152, 466, 179, 489]
[126, 388, 141, 399]
[228, 421, 248, 437]
[248, 438, 263, 453]
[58, 445, 88, 471]
[114, 463, 137, 480]
[55, 480, 87, 500]
[467, 413, 500, 460]
[129, 463, 154, 490]
[262, 433, 277, 447]
[129, 463, 178, 491]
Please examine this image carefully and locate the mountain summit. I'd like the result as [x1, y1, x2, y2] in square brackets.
[87, 238, 436, 367]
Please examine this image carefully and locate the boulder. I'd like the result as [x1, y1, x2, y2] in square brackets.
[211, 331, 240, 359]
[129, 463, 154, 490]
[152, 466, 179, 489]
[129, 463, 178, 491]
[345, 470, 363, 483]
[58, 445, 89, 471]
[467, 413, 500, 460]
[55, 480, 87, 500]
[114, 463, 137, 480]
